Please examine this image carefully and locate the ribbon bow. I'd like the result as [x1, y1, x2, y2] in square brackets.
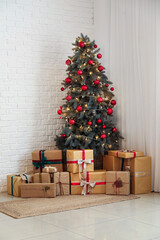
[80, 178, 96, 195]
[112, 178, 123, 188]
[77, 159, 92, 165]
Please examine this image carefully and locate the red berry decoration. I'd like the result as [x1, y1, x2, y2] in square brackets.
[107, 108, 113, 115]
[94, 79, 100, 85]
[106, 84, 109, 87]
[69, 119, 75, 125]
[78, 41, 85, 47]
[66, 59, 71, 65]
[82, 85, 87, 91]
[101, 134, 106, 139]
[94, 44, 97, 48]
[97, 119, 102, 124]
[111, 100, 116, 105]
[77, 70, 83, 75]
[102, 125, 106, 129]
[88, 121, 92, 126]
[61, 134, 66, 138]
[65, 77, 71, 84]
[76, 106, 82, 112]
[112, 127, 117, 133]
[98, 65, 104, 71]
[61, 87, 64, 91]
[88, 60, 93, 65]
[66, 95, 72, 101]
[57, 109, 62, 115]
[97, 97, 103, 103]
[110, 87, 114, 91]
[97, 53, 102, 59]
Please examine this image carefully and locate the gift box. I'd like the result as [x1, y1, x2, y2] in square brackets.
[32, 150, 63, 173]
[54, 172, 70, 195]
[124, 156, 151, 194]
[7, 174, 33, 197]
[21, 183, 56, 198]
[103, 155, 121, 171]
[71, 170, 106, 195]
[67, 149, 94, 174]
[108, 150, 144, 158]
[33, 173, 50, 183]
[106, 171, 130, 195]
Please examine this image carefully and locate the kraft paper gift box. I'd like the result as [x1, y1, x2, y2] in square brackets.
[54, 172, 70, 195]
[33, 173, 50, 183]
[71, 170, 106, 195]
[32, 150, 63, 173]
[106, 171, 130, 195]
[7, 174, 33, 197]
[124, 156, 151, 194]
[67, 149, 94, 174]
[108, 150, 144, 158]
[103, 155, 121, 171]
[21, 183, 56, 198]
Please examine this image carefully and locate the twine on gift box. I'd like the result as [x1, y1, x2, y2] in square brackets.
[112, 177, 123, 188]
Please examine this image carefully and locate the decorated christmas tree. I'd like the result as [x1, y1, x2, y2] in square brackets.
[56, 34, 121, 156]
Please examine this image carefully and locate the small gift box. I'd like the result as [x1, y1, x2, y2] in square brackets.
[32, 150, 63, 173]
[21, 183, 56, 198]
[54, 172, 70, 195]
[108, 150, 144, 158]
[33, 173, 50, 183]
[67, 149, 94, 174]
[106, 171, 130, 195]
[71, 170, 106, 195]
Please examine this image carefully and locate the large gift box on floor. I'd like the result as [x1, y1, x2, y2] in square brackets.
[108, 150, 144, 158]
[67, 149, 94, 174]
[71, 170, 106, 195]
[54, 172, 70, 195]
[106, 171, 130, 195]
[103, 155, 121, 171]
[33, 173, 50, 183]
[124, 156, 151, 194]
[21, 183, 56, 198]
[32, 150, 63, 173]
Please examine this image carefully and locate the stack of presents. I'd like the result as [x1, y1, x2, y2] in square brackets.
[7, 149, 151, 198]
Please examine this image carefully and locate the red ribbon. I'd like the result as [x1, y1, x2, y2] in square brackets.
[67, 160, 94, 164]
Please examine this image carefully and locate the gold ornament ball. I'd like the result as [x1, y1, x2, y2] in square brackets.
[97, 76, 101, 79]
[66, 107, 70, 111]
[89, 71, 93, 75]
[83, 63, 86, 66]
[108, 144, 112, 149]
[85, 104, 88, 108]
[95, 135, 99, 140]
[108, 132, 110, 136]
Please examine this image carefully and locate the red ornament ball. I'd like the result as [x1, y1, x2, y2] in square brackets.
[101, 134, 106, 139]
[94, 44, 97, 48]
[65, 77, 71, 84]
[88, 121, 92, 126]
[112, 127, 117, 133]
[66, 95, 72, 101]
[97, 97, 103, 103]
[69, 119, 75, 125]
[98, 65, 104, 71]
[57, 109, 62, 115]
[66, 59, 71, 65]
[88, 60, 93, 65]
[107, 108, 113, 115]
[97, 53, 102, 59]
[106, 84, 109, 87]
[78, 41, 85, 48]
[110, 87, 114, 91]
[97, 119, 102, 124]
[111, 100, 116, 105]
[77, 70, 83, 75]
[61, 87, 64, 91]
[102, 125, 106, 129]
[76, 106, 82, 112]
[94, 79, 100, 85]
[61, 134, 66, 138]
[82, 85, 87, 91]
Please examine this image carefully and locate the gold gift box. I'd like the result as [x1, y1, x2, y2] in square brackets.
[54, 172, 70, 195]
[106, 171, 130, 195]
[71, 170, 106, 195]
[21, 183, 56, 198]
[67, 149, 94, 174]
[108, 150, 144, 158]
[7, 175, 24, 197]
[103, 155, 121, 171]
[33, 173, 50, 183]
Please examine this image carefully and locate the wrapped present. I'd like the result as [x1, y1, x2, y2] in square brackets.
[67, 149, 94, 174]
[7, 174, 33, 197]
[43, 166, 57, 173]
[103, 155, 121, 171]
[124, 156, 151, 194]
[32, 150, 63, 173]
[71, 170, 106, 195]
[106, 171, 130, 195]
[21, 183, 56, 198]
[33, 173, 50, 183]
[108, 150, 144, 158]
[54, 172, 70, 195]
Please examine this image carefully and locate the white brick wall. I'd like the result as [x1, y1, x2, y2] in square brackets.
[0, 0, 94, 192]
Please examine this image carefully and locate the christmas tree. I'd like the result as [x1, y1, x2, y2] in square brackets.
[56, 34, 121, 156]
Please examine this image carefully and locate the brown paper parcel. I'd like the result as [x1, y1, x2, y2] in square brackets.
[71, 170, 106, 195]
[21, 183, 56, 198]
[103, 155, 121, 171]
[106, 171, 130, 195]
[33, 173, 50, 183]
[54, 172, 70, 195]
[108, 150, 144, 158]
[67, 149, 94, 174]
